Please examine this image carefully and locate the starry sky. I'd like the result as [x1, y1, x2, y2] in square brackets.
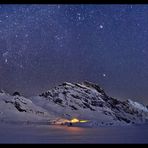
[0, 4, 148, 104]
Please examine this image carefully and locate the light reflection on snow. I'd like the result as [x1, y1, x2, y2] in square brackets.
[63, 126, 85, 134]
[47, 125, 86, 134]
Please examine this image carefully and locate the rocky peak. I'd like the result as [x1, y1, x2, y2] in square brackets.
[82, 81, 107, 96]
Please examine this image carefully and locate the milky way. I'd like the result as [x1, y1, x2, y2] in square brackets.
[0, 4, 148, 103]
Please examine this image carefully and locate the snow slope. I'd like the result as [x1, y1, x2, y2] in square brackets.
[0, 92, 55, 123]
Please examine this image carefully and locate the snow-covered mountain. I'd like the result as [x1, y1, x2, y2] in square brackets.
[31, 81, 148, 126]
[0, 92, 55, 123]
[0, 81, 148, 126]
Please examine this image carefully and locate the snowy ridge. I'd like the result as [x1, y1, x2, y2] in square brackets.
[127, 99, 148, 112]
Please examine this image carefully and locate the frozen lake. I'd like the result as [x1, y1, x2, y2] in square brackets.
[0, 123, 148, 143]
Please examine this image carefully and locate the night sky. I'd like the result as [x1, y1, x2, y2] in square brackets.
[0, 4, 148, 104]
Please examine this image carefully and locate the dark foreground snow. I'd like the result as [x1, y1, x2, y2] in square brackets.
[0, 123, 148, 144]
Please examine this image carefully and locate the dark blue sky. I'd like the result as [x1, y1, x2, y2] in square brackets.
[0, 4, 148, 104]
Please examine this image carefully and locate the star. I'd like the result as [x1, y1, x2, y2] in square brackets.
[5, 58, 8, 63]
[25, 34, 29, 37]
[102, 73, 106, 77]
[2, 51, 9, 58]
[99, 25, 103, 29]
[57, 5, 61, 9]
[20, 64, 23, 68]
[137, 23, 140, 27]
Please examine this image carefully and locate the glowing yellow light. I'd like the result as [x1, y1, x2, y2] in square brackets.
[69, 118, 89, 123]
[79, 120, 88, 123]
[70, 118, 79, 123]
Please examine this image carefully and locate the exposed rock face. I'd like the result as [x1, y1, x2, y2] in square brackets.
[12, 92, 21, 96]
